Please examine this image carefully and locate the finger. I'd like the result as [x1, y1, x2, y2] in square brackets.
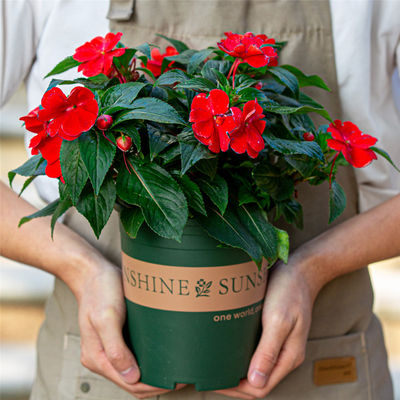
[91, 306, 140, 384]
[214, 387, 255, 400]
[247, 312, 294, 388]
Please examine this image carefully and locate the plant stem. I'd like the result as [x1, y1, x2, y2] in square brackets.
[123, 152, 131, 174]
[231, 60, 242, 90]
[329, 152, 340, 188]
[113, 62, 126, 83]
[102, 131, 115, 146]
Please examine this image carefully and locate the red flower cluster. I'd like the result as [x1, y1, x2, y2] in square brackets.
[73, 32, 125, 77]
[189, 90, 266, 158]
[327, 120, 377, 168]
[142, 46, 179, 78]
[20, 87, 99, 182]
[218, 32, 278, 68]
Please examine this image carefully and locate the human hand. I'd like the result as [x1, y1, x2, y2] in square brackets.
[73, 258, 185, 399]
[214, 256, 319, 399]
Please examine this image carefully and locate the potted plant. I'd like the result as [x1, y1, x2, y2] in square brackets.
[9, 31, 397, 390]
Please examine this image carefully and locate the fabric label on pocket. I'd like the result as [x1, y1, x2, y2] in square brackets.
[313, 356, 357, 386]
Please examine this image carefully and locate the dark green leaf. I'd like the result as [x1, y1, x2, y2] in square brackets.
[101, 82, 146, 108]
[50, 194, 72, 238]
[76, 175, 116, 238]
[165, 49, 197, 64]
[177, 129, 215, 175]
[135, 43, 152, 59]
[195, 158, 218, 179]
[156, 34, 189, 53]
[177, 78, 217, 92]
[212, 68, 229, 88]
[276, 200, 303, 229]
[156, 69, 189, 86]
[176, 175, 207, 216]
[18, 176, 36, 196]
[60, 140, 88, 205]
[8, 155, 46, 187]
[329, 181, 346, 223]
[371, 146, 400, 172]
[265, 135, 325, 162]
[201, 60, 231, 83]
[237, 87, 267, 102]
[45, 56, 80, 78]
[116, 160, 188, 241]
[147, 125, 176, 161]
[280, 65, 331, 91]
[263, 104, 331, 121]
[187, 48, 215, 74]
[196, 208, 263, 267]
[268, 66, 299, 98]
[19, 199, 59, 227]
[78, 131, 116, 195]
[120, 206, 145, 238]
[198, 175, 228, 214]
[237, 204, 278, 262]
[113, 97, 186, 125]
[284, 156, 316, 177]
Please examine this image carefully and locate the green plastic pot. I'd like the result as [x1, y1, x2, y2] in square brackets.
[120, 218, 268, 391]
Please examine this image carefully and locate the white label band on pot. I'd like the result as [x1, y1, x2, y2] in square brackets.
[122, 253, 268, 312]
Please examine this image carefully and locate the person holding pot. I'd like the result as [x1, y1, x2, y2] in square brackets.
[1, 0, 399, 399]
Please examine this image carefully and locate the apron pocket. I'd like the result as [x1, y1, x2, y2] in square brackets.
[259, 331, 372, 400]
[107, 0, 135, 21]
[57, 333, 139, 400]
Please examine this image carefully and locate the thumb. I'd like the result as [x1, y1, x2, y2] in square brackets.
[93, 308, 140, 384]
[247, 315, 292, 388]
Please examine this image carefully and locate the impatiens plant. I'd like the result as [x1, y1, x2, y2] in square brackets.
[10, 32, 398, 268]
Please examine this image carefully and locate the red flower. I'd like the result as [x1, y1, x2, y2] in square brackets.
[143, 46, 178, 77]
[327, 120, 377, 168]
[229, 100, 266, 158]
[189, 89, 236, 153]
[37, 135, 64, 182]
[218, 32, 278, 68]
[38, 87, 98, 141]
[20, 107, 48, 155]
[73, 32, 125, 77]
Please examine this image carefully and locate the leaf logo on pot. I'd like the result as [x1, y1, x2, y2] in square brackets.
[195, 279, 212, 297]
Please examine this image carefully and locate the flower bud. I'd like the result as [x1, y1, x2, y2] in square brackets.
[96, 115, 113, 131]
[116, 135, 132, 152]
[303, 131, 315, 141]
[255, 82, 263, 90]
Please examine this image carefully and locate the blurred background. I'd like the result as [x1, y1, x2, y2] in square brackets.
[1, 87, 399, 400]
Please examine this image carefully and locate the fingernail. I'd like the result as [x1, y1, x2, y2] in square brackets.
[249, 369, 268, 388]
[120, 366, 139, 383]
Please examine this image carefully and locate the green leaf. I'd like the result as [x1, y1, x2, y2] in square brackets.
[265, 135, 325, 162]
[196, 208, 263, 267]
[78, 130, 116, 195]
[175, 175, 207, 216]
[371, 146, 400, 173]
[237, 87, 267, 102]
[120, 206, 145, 238]
[76, 175, 116, 238]
[101, 82, 146, 108]
[276, 199, 303, 229]
[113, 97, 186, 125]
[60, 140, 89, 205]
[135, 43, 152, 59]
[237, 204, 278, 262]
[50, 194, 72, 238]
[177, 129, 215, 175]
[18, 176, 36, 196]
[198, 175, 228, 214]
[268, 66, 299, 98]
[275, 227, 289, 263]
[284, 156, 316, 177]
[195, 158, 218, 179]
[201, 60, 231, 83]
[177, 77, 217, 92]
[263, 104, 331, 121]
[156, 34, 189, 53]
[280, 65, 331, 91]
[45, 56, 80, 78]
[254, 164, 294, 201]
[187, 49, 215, 75]
[19, 199, 59, 227]
[329, 181, 347, 223]
[147, 125, 176, 161]
[46, 75, 112, 90]
[116, 160, 188, 241]
[156, 69, 189, 86]
[114, 123, 141, 151]
[165, 49, 197, 64]
[8, 155, 46, 187]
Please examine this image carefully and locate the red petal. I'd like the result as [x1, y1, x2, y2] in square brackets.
[217, 126, 231, 152]
[189, 108, 212, 123]
[191, 93, 210, 111]
[192, 120, 214, 139]
[348, 147, 377, 168]
[208, 89, 229, 115]
[73, 42, 100, 62]
[247, 146, 260, 158]
[247, 126, 265, 152]
[38, 136, 62, 164]
[230, 129, 247, 154]
[351, 134, 377, 149]
[327, 138, 346, 151]
[78, 57, 104, 77]
[39, 87, 67, 119]
[104, 32, 123, 52]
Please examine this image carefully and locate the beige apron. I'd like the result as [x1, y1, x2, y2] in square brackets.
[30, 1, 393, 399]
